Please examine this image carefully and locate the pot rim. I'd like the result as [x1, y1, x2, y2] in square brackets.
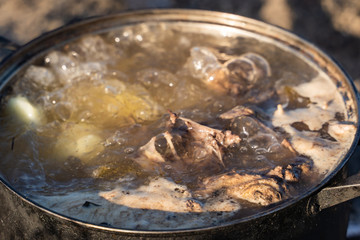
[0, 8, 359, 234]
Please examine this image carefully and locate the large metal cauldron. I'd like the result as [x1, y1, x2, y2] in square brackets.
[0, 9, 360, 240]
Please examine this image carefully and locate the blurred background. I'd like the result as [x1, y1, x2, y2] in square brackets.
[0, 0, 359, 238]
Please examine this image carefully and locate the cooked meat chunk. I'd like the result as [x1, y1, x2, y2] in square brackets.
[219, 105, 277, 137]
[197, 171, 286, 206]
[220, 105, 297, 156]
[266, 160, 312, 182]
[202, 63, 274, 99]
[197, 158, 311, 206]
[168, 111, 242, 151]
[186, 47, 274, 102]
[134, 111, 241, 173]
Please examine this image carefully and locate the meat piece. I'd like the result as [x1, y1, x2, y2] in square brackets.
[266, 159, 312, 182]
[168, 111, 241, 153]
[197, 171, 286, 206]
[220, 105, 296, 155]
[186, 47, 273, 102]
[134, 111, 241, 173]
[197, 65, 273, 98]
[197, 158, 312, 206]
[220, 106, 275, 135]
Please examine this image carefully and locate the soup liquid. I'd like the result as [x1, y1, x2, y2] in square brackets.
[0, 22, 355, 230]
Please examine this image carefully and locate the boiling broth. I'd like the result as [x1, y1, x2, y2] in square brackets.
[0, 22, 356, 230]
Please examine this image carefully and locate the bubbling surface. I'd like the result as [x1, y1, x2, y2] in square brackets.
[0, 22, 356, 230]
